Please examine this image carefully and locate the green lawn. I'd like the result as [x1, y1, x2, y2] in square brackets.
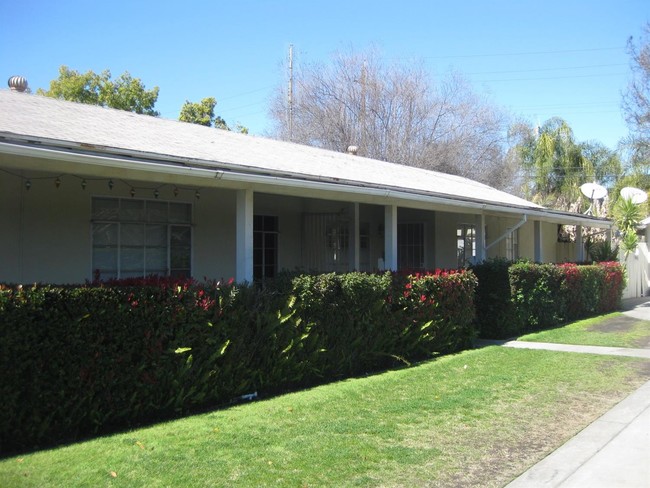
[518, 313, 650, 348]
[1, 346, 648, 488]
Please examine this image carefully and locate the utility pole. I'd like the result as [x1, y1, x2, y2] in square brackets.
[359, 61, 366, 157]
[288, 44, 294, 141]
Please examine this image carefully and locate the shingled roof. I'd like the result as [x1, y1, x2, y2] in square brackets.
[0, 89, 611, 227]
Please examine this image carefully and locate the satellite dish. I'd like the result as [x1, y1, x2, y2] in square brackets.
[580, 182, 608, 200]
[580, 182, 608, 216]
[620, 187, 648, 205]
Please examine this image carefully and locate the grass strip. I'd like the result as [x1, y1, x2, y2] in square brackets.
[518, 313, 650, 348]
[1, 346, 648, 487]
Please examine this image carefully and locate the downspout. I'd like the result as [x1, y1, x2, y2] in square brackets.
[485, 214, 528, 252]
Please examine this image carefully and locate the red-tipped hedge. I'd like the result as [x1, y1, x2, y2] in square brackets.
[473, 260, 625, 338]
[0, 270, 477, 454]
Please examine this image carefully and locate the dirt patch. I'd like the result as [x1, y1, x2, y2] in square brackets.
[588, 315, 640, 333]
[634, 335, 650, 348]
[631, 360, 650, 377]
[429, 367, 650, 488]
[588, 316, 650, 348]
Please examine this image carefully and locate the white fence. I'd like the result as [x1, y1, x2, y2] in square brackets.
[622, 241, 650, 299]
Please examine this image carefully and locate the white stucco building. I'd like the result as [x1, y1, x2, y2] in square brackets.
[0, 89, 611, 284]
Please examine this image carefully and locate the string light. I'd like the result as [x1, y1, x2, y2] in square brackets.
[1, 169, 203, 200]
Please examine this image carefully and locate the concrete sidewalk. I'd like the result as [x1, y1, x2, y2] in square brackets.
[504, 298, 650, 487]
[500, 340, 650, 359]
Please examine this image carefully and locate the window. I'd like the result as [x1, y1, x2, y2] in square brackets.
[91, 197, 192, 280]
[457, 224, 476, 267]
[506, 229, 519, 260]
[254, 215, 278, 280]
[398, 222, 424, 271]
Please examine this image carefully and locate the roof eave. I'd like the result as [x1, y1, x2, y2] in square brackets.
[0, 137, 612, 228]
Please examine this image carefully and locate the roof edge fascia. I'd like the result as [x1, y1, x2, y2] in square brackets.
[0, 139, 612, 228]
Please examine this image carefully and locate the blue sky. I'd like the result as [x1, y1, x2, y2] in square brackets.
[2, 1, 648, 150]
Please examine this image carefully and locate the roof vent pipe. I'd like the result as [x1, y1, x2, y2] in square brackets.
[8, 76, 28, 92]
[347, 145, 358, 155]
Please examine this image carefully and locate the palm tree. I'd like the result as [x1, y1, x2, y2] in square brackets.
[614, 197, 643, 256]
[517, 118, 589, 210]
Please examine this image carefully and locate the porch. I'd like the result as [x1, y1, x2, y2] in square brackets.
[0, 162, 595, 284]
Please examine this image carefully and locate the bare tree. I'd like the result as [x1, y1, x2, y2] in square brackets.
[269, 48, 513, 190]
[622, 23, 650, 164]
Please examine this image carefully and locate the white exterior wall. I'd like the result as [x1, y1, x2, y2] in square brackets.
[485, 215, 510, 259]
[193, 189, 237, 281]
[541, 221, 560, 262]
[518, 220, 536, 261]
[434, 212, 479, 269]
[0, 170, 239, 283]
[0, 168, 608, 284]
[1, 172, 94, 283]
[519, 221, 587, 264]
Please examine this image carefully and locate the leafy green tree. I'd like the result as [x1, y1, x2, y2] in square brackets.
[179, 97, 248, 133]
[580, 141, 622, 189]
[179, 97, 228, 129]
[37, 66, 159, 116]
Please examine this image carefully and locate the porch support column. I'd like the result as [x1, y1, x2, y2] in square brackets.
[534, 220, 543, 262]
[576, 225, 584, 262]
[384, 204, 398, 271]
[474, 213, 486, 263]
[351, 202, 360, 271]
[236, 189, 254, 283]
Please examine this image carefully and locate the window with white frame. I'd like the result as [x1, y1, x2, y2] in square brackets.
[505, 229, 519, 261]
[457, 224, 476, 267]
[91, 197, 192, 280]
[398, 222, 425, 270]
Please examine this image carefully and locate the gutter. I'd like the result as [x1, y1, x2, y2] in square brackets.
[0, 140, 612, 229]
[0, 139, 223, 180]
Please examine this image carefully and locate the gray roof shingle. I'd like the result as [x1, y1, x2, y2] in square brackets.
[1, 89, 542, 210]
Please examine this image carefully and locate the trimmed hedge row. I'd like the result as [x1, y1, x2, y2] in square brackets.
[473, 260, 625, 339]
[0, 270, 477, 454]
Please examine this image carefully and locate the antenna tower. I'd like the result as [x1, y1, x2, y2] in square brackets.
[288, 44, 294, 141]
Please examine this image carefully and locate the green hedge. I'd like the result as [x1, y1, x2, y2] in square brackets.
[471, 259, 518, 338]
[0, 270, 477, 454]
[472, 261, 625, 339]
[509, 262, 567, 331]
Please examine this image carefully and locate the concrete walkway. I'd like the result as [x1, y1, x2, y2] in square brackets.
[500, 340, 650, 359]
[503, 298, 650, 487]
